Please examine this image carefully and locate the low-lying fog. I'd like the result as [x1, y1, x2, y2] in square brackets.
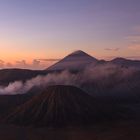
[0, 64, 139, 96]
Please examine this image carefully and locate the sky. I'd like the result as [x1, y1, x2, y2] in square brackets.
[0, 0, 140, 69]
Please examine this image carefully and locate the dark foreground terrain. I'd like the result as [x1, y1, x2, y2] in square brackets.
[0, 120, 140, 140]
[0, 91, 140, 140]
[0, 85, 140, 140]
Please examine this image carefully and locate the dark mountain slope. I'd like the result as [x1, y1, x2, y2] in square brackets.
[0, 69, 53, 86]
[0, 87, 46, 119]
[6, 85, 102, 127]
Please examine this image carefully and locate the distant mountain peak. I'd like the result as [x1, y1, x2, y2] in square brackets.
[47, 50, 98, 71]
[112, 57, 128, 62]
[67, 50, 96, 58]
[70, 50, 88, 55]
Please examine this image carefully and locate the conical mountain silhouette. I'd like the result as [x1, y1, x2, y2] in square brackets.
[47, 50, 98, 71]
[6, 85, 100, 127]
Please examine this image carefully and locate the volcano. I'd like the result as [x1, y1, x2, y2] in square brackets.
[6, 85, 100, 127]
[47, 50, 98, 71]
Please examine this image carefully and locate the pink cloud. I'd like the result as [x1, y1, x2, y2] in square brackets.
[126, 34, 140, 51]
[104, 48, 120, 51]
[0, 58, 58, 70]
[128, 45, 140, 50]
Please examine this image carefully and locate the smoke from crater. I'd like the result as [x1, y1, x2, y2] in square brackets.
[0, 64, 138, 95]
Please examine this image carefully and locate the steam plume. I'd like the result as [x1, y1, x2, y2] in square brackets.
[0, 64, 138, 95]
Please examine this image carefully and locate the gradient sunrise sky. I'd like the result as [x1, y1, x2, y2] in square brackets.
[0, 0, 140, 69]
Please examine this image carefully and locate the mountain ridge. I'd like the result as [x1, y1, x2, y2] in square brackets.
[110, 57, 140, 68]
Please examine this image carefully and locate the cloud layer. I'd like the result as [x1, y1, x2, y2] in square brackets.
[0, 59, 60, 70]
[0, 64, 138, 95]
